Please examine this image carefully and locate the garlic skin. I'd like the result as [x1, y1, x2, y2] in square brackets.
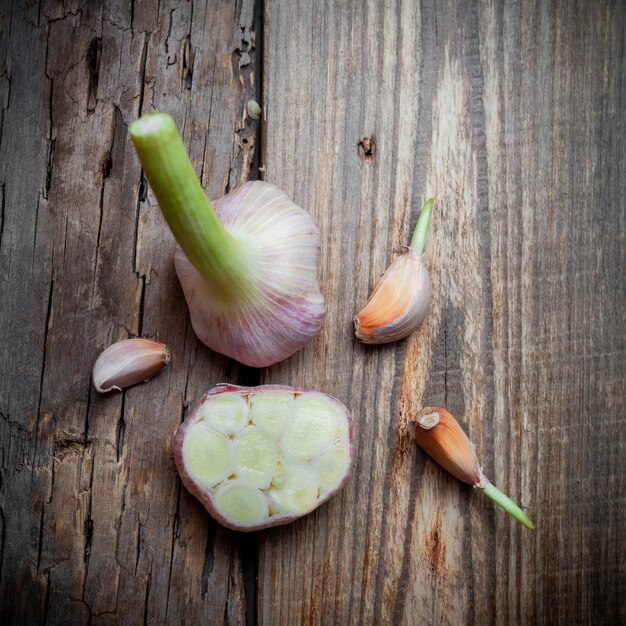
[354, 246, 431, 344]
[130, 113, 325, 368]
[92, 338, 170, 393]
[246, 99, 262, 120]
[410, 407, 486, 487]
[173, 181, 326, 368]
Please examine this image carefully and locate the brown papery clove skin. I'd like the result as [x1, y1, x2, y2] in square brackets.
[92, 338, 170, 393]
[410, 407, 487, 487]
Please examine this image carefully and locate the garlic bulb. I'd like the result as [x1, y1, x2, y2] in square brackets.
[355, 199, 433, 344]
[174, 182, 326, 367]
[92, 338, 170, 393]
[130, 113, 325, 367]
[410, 407, 535, 530]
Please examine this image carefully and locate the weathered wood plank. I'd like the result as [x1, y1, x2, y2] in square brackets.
[259, 1, 625, 625]
[1, 0, 624, 624]
[0, 0, 261, 623]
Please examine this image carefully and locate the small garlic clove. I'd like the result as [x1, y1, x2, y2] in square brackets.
[354, 198, 434, 345]
[92, 338, 170, 393]
[410, 407, 535, 530]
[354, 246, 431, 344]
[410, 407, 484, 486]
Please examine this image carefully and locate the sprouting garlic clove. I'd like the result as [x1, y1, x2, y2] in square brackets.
[92, 338, 170, 393]
[410, 407, 485, 487]
[409, 407, 535, 530]
[354, 198, 434, 345]
[354, 246, 431, 344]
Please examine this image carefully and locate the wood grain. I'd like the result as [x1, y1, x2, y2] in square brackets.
[0, 0, 624, 624]
[259, 0, 625, 625]
[0, 0, 260, 623]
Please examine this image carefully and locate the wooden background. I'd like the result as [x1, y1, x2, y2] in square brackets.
[1, 0, 624, 624]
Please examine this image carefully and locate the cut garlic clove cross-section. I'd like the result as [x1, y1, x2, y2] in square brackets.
[173, 384, 352, 531]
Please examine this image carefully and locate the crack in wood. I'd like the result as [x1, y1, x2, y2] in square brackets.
[164, 9, 176, 64]
[33, 277, 54, 461]
[165, 478, 182, 616]
[42, 569, 51, 624]
[116, 392, 126, 463]
[240, 532, 258, 626]
[134, 519, 141, 578]
[142, 571, 152, 626]
[0, 71, 11, 160]
[0, 183, 5, 248]
[132, 35, 149, 278]
[200, 521, 216, 600]
[181, 0, 195, 91]
[0, 505, 6, 585]
[83, 456, 96, 560]
[136, 275, 146, 336]
[87, 37, 102, 113]
[44, 126, 54, 201]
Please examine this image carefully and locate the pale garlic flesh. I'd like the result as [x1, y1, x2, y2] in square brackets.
[173, 384, 352, 531]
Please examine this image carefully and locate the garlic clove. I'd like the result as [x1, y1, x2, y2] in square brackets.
[410, 407, 484, 486]
[355, 198, 434, 345]
[410, 407, 535, 530]
[354, 247, 431, 344]
[92, 338, 170, 393]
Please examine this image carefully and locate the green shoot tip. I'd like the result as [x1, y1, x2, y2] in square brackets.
[410, 198, 434, 256]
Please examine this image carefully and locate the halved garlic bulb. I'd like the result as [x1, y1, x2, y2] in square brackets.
[173, 384, 352, 531]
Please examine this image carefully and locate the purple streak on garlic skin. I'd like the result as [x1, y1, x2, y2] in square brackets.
[174, 182, 326, 368]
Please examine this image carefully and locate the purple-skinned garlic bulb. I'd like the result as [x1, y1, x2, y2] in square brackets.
[130, 113, 325, 367]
